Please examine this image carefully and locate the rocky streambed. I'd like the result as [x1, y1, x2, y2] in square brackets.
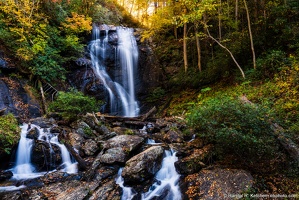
[0, 115, 253, 200]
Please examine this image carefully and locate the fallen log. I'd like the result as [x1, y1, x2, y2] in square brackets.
[94, 106, 157, 122]
[64, 142, 87, 171]
[270, 123, 299, 163]
[95, 112, 140, 122]
[124, 120, 148, 127]
[141, 106, 156, 121]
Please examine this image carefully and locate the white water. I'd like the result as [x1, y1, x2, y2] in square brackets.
[11, 123, 77, 180]
[116, 149, 182, 200]
[50, 136, 78, 174]
[115, 168, 136, 200]
[117, 27, 139, 117]
[141, 150, 182, 200]
[89, 25, 139, 117]
[12, 123, 40, 179]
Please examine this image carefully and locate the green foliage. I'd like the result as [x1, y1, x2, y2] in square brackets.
[83, 126, 94, 136]
[0, 0, 90, 82]
[186, 96, 278, 163]
[48, 90, 100, 121]
[255, 50, 291, 79]
[92, 4, 122, 25]
[146, 87, 166, 103]
[0, 113, 20, 154]
[124, 129, 134, 135]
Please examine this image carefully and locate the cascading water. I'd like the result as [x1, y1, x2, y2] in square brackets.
[115, 168, 137, 200]
[141, 150, 182, 200]
[12, 123, 77, 180]
[12, 124, 37, 180]
[89, 25, 139, 117]
[116, 149, 182, 200]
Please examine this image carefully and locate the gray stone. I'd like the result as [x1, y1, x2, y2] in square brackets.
[122, 146, 164, 184]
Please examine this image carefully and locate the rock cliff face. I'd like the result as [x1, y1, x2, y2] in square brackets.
[0, 75, 41, 122]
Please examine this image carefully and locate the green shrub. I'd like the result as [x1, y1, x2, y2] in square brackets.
[48, 90, 101, 121]
[146, 87, 166, 103]
[186, 96, 278, 163]
[256, 50, 290, 79]
[0, 113, 20, 154]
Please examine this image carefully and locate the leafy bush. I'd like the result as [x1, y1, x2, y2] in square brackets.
[186, 96, 279, 163]
[256, 50, 291, 79]
[0, 113, 20, 154]
[146, 87, 166, 103]
[48, 90, 100, 121]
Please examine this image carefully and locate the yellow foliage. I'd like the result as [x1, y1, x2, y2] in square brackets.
[62, 12, 92, 34]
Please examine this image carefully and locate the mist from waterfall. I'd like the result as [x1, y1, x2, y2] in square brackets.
[89, 25, 139, 117]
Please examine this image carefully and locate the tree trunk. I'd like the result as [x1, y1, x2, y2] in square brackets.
[195, 23, 202, 72]
[183, 23, 188, 72]
[243, 0, 256, 69]
[235, 0, 238, 25]
[206, 28, 245, 78]
[218, 0, 222, 40]
[38, 80, 47, 114]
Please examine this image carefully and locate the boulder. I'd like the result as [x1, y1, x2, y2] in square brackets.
[26, 127, 40, 140]
[184, 168, 253, 200]
[68, 132, 84, 153]
[103, 135, 144, 152]
[0, 170, 13, 181]
[82, 139, 99, 156]
[31, 140, 62, 171]
[163, 129, 184, 143]
[175, 144, 213, 175]
[122, 146, 164, 184]
[99, 147, 127, 164]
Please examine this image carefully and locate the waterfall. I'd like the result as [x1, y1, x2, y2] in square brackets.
[116, 27, 139, 117]
[50, 136, 78, 174]
[117, 149, 182, 200]
[89, 25, 139, 117]
[12, 123, 77, 180]
[141, 150, 182, 200]
[12, 124, 38, 179]
[115, 168, 137, 200]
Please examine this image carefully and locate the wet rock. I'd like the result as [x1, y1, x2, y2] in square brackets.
[185, 168, 253, 200]
[174, 144, 213, 175]
[122, 146, 164, 184]
[31, 141, 62, 171]
[26, 127, 40, 140]
[0, 170, 13, 181]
